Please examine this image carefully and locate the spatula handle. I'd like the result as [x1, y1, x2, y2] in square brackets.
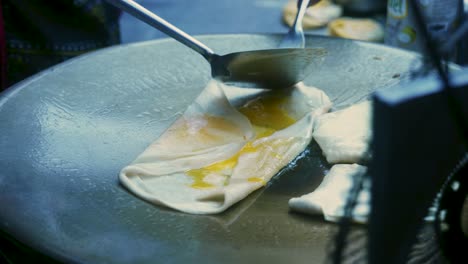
[106, 0, 215, 60]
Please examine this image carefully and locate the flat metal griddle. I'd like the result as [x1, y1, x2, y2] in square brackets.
[0, 34, 417, 264]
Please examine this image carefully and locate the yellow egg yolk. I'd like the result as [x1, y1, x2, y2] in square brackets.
[247, 177, 266, 184]
[238, 96, 296, 130]
[186, 96, 296, 189]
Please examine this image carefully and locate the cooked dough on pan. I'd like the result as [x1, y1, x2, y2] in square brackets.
[283, 0, 343, 29]
[289, 164, 369, 223]
[120, 80, 332, 214]
[313, 100, 372, 164]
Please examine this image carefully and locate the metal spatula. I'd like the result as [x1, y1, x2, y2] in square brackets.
[106, 0, 326, 89]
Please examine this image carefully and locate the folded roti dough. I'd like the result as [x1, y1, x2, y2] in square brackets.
[313, 101, 372, 164]
[120, 80, 332, 214]
[300, 102, 372, 223]
[289, 162, 436, 224]
[289, 164, 370, 223]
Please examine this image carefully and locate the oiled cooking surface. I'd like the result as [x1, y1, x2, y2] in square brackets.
[0, 34, 416, 264]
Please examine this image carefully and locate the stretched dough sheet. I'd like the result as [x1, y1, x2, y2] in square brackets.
[120, 80, 332, 214]
[313, 101, 372, 164]
[289, 164, 370, 223]
[288, 163, 435, 223]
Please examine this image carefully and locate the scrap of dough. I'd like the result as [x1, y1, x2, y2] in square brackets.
[313, 101, 372, 164]
[289, 164, 369, 223]
[328, 17, 384, 42]
[283, 0, 343, 29]
[120, 80, 332, 214]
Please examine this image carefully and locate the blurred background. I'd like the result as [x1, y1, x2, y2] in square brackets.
[3, 0, 466, 90]
[120, 0, 303, 43]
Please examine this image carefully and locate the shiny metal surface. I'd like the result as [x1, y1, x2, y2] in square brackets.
[106, 0, 321, 89]
[279, 0, 310, 48]
[106, 0, 216, 58]
[213, 48, 326, 88]
[0, 34, 417, 264]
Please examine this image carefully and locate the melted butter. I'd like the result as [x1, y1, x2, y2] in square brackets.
[189, 170, 215, 189]
[238, 96, 295, 131]
[186, 142, 260, 188]
[252, 125, 276, 139]
[186, 95, 296, 188]
[247, 177, 266, 185]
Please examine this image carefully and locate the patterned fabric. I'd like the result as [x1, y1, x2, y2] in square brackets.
[0, 0, 121, 90]
[0, 1, 6, 89]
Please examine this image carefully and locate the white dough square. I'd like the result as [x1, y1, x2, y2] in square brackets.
[289, 164, 370, 223]
[313, 101, 372, 164]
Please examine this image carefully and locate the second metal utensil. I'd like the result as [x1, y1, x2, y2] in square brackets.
[106, 0, 326, 89]
[280, 0, 312, 49]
